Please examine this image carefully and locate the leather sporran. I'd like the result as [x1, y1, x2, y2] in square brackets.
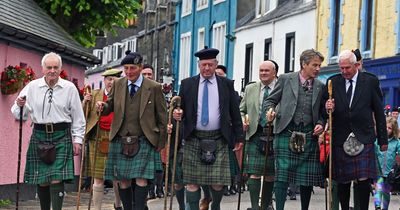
[98, 137, 110, 154]
[289, 131, 306, 154]
[257, 135, 274, 156]
[121, 136, 139, 158]
[37, 142, 56, 165]
[199, 139, 217, 165]
[343, 132, 364, 156]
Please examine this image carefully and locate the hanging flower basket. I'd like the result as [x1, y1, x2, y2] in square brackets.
[1, 65, 36, 95]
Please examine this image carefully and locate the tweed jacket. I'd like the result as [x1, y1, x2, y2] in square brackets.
[83, 89, 104, 135]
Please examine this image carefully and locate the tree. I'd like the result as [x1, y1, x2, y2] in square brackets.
[35, 0, 141, 47]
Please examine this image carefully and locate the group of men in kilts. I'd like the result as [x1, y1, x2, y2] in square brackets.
[12, 46, 387, 210]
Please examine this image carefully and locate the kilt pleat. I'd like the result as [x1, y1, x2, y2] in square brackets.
[182, 130, 231, 186]
[86, 129, 110, 179]
[228, 149, 240, 177]
[244, 133, 275, 177]
[104, 136, 162, 180]
[333, 143, 376, 183]
[274, 124, 323, 186]
[167, 149, 184, 184]
[24, 129, 74, 184]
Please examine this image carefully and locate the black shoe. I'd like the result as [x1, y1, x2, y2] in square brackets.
[224, 187, 230, 196]
[114, 203, 123, 210]
[229, 186, 237, 195]
[156, 187, 164, 198]
[148, 189, 156, 199]
[289, 192, 296, 200]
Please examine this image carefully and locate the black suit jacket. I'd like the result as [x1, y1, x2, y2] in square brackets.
[178, 75, 244, 147]
[324, 72, 387, 146]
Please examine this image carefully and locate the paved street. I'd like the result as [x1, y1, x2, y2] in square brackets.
[3, 187, 400, 210]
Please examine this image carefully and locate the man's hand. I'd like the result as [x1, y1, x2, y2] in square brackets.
[173, 108, 183, 121]
[73, 143, 82, 156]
[380, 144, 388, 152]
[267, 109, 275, 122]
[325, 99, 335, 112]
[95, 101, 105, 112]
[83, 92, 92, 104]
[242, 115, 249, 132]
[167, 123, 173, 134]
[313, 124, 324, 136]
[16, 96, 26, 107]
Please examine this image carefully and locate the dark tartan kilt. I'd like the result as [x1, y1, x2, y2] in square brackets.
[182, 130, 231, 186]
[24, 128, 74, 184]
[168, 148, 184, 184]
[228, 149, 240, 178]
[104, 136, 162, 181]
[244, 132, 275, 177]
[86, 129, 109, 179]
[333, 143, 376, 183]
[274, 124, 323, 186]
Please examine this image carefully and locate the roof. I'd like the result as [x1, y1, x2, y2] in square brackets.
[0, 0, 99, 66]
[236, 0, 316, 32]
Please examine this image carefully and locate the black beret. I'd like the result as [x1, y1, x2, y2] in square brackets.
[352, 49, 362, 61]
[121, 50, 143, 65]
[194, 46, 219, 60]
[392, 106, 399, 112]
[267, 60, 279, 73]
[216, 65, 227, 73]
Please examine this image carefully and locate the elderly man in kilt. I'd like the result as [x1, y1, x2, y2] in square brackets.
[240, 60, 278, 210]
[96, 51, 167, 210]
[11, 52, 85, 210]
[82, 69, 123, 210]
[265, 49, 326, 210]
[325, 50, 388, 210]
[173, 47, 244, 210]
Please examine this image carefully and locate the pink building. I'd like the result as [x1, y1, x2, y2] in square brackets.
[0, 0, 98, 200]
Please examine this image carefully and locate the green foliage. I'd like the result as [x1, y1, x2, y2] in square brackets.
[0, 199, 12, 207]
[34, 0, 141, 47]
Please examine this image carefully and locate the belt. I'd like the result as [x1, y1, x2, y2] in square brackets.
[34, 123, 70, 133]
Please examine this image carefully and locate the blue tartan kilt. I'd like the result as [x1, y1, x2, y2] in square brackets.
[333, 143, 377, 183]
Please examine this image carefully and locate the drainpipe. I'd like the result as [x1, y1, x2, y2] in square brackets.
[191, 0, 197, 76]
[372, 0, 378, 58]
[226, 0, 231, 73]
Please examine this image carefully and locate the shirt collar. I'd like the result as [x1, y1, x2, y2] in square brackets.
[38, 77, 65, 89]
[298, 71, 313, 86]
[200, 74, 216, 84]
[128, 74, 144, 87]
[348, 71, 359, 83]
[261, 79, 277, 90]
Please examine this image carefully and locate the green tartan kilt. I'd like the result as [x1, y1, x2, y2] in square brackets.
[168, 149, 184, 184]
[86, 129, 110, 179]
[228, 149, 240, 177]
[244, 133, 275, 177]
[24, 128, 74, 185]
[182, 130, 231, 186]
[104, 136, 162, 181]
[274, 124, 323, 186]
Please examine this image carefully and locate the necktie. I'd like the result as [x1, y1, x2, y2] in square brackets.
[129, 84, 136, 97]
[259, 86, 269, 127]
[201, 80, 209, 126]
[346, 79, 353, 106]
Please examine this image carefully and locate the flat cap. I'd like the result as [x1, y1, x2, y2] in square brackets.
[121, 50, 143, 65]
[194, 46, 219, 60]
[102, 69, 122, 77]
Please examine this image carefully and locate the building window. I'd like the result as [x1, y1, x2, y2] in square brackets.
[256, 0, 271, 17]
[112, 43, 124, 61]
[99, 81, 102, 89]
[212, 21, 226, 65]
[285, 32, 295, 73]
[360, 0, 374, 58]
[244, 43, 253, 86]
[198, 28, 205, 51]
[264, 38, 272, 60]
[213, 0, 225, 5]
[102, 46, 108, 65]
[197, 0, 208, 10]
[182, 0, 192, 17]
[329, 0, 342, 63]
[179, 32, 191, 83]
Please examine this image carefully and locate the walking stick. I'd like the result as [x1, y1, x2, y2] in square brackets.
[237, 114, 249, 210]
[77, 85, 91, 210]
[169, 96, 181, 210]
[328, 80, 333, 210]
[16, 97, 25, 210]
[260, 109, 273, 210]
[323, 131, 328, 210]
[164, 96, 181, 210]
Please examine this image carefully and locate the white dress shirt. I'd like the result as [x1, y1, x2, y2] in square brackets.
[196, 74, 221, 130]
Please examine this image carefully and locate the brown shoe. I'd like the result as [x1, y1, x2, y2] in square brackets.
[199, 197, 212, 210]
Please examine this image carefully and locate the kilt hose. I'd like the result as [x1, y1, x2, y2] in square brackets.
[86, 128, 110, 179]
[104, 136, 162, 181]
[24, 128, 74, 184]
[274, 124, 323, 186]
[182, 130, 231, 186]
[333, 143, 377, 183]
[244, 132, 275, 177]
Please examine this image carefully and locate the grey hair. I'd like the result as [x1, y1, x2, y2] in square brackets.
[41, 52, 62, 68]
[299, 49, 324, 70]
[338, 50, 357, 64]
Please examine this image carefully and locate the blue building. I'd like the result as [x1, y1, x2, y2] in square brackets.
[173, 0, 237, 89]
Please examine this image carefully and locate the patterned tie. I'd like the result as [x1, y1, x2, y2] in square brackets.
[259, 86, 269, 127]
[129, 83, 136, 97]
[346, 79, 353, 106]
[201, 79, 209, 126]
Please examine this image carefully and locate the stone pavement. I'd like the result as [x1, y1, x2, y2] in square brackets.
[3, 187, 400, 209]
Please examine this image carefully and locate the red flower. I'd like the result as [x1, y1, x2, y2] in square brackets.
[60, 70, 68, 80]
[1, 64, 36, 95]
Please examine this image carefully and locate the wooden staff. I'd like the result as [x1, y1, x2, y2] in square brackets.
[328, 80, 333, 210]
[169, 96, 181, 210]
[260, 109, 273, 210]
[76, 85, 91, 210]
[16, 96, 25, 210]
[323, 130, 328, 210]
[164, 96, 181, 210]
[237, 114, 249, 210]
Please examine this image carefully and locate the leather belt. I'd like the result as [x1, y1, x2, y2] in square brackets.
[34, 123, 70, 133]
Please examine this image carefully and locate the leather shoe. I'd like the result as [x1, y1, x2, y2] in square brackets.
[229, 186, 237, 195]
[156, 187, 165, 198]
[148, 189, 156, 200]
[199, 197, 212, 210]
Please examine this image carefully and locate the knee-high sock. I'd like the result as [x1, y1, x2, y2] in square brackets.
[186, 189, 201, 210]
[331, 180, 340, 210]
[113, 183, 122, 208]
[354, 180, 371, 210]
[274, 181, 288, 210]
[49, 182, 64, 210]
[175, 187, 186, 210]
[202, 185, 211, 199]
[119, 186, 133, 210]
[134, 185, 149, 210]
[156, 171, 164, 189]
[261, 181, 274, 210]
[92, 185, 104, 210]
[300, 186, 313, 210]
[338, 182, 351, 210]
[210, 187, 224, 210]
[248, 178, 261, 209]
[37, 185, 51, 210]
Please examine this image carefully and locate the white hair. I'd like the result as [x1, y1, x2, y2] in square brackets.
[338, 50, 357, 64]
[41, 52, 62, 68]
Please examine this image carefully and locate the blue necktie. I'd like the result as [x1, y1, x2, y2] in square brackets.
[201, 80, 209, 126]
[129, 84, 136, 97]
